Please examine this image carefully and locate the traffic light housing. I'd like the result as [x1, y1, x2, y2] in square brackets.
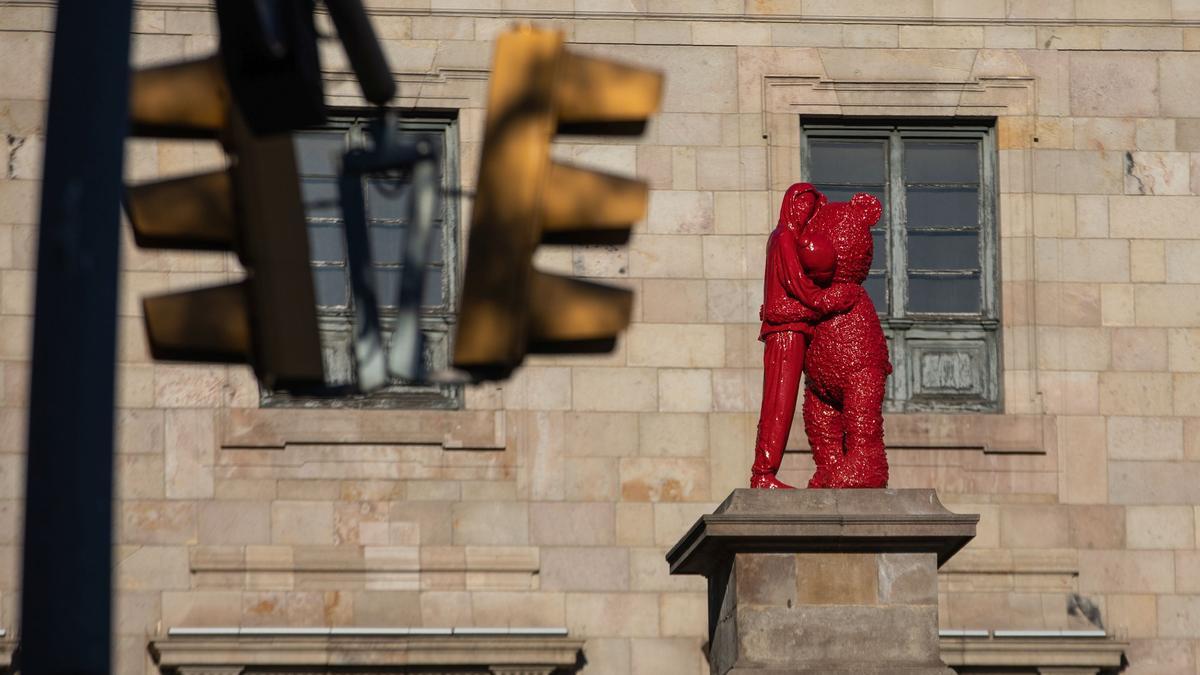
[124, 50, 323, 387]
[453, 27, 663, 380]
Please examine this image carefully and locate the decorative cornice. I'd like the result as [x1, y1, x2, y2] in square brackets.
[150, 633, 585, 674]
[218, 407, 506, 450]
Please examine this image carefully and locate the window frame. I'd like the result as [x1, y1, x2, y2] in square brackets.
[261, 110, 463, 410]
[800, 118, 1001, 413]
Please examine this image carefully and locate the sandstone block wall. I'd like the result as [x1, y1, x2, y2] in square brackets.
[3, 1, 1200, 673]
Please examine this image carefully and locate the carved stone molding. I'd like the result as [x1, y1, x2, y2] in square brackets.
[761, 74, 1036, 136]
[941, 636, 1125, 674]
[150, 635, 583, 675]
[218, 408, 506, 451]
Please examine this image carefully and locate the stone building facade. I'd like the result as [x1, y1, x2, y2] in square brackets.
[2, 0, 1200, 673]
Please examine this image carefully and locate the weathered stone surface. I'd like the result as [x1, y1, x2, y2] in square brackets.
[670, 490, 971, 674]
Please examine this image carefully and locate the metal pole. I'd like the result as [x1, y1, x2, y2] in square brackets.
[20, 0, 133, 673]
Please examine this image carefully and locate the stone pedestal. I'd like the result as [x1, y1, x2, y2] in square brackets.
[667, 489, 978, 675]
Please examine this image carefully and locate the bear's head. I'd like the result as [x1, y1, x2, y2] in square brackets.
[804, 192, 882, 285]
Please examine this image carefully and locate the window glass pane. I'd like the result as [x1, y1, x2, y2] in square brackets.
[864, 273, 887, 312]
[367, 178, 412, 221]
[294, 133, 343, 177]
[871, 229, 888, 272]
[301, 179, 340, 219]
[313, 267, 348, 307]
[907, 231, 979, 271]
[906, 274, 981, 313]
[369, 225, 405, 265]
[906, 187, 978, 229]
[307, 226, 345, 263]
[903, 140, 979, 183]
[373, 267, 402, 308]
[808, 139, 886, 184]
[427, 223, 445, 264]
[422, 266, 445, 307]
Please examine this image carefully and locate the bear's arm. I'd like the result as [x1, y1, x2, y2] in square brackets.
[762, 283, 863, 323]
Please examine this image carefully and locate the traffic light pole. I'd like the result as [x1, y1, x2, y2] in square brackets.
[20, 0, 134, 673]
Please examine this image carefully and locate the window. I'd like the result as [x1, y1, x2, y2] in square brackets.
[801, 120, 1000, 412]
[262, 114, 461, 409]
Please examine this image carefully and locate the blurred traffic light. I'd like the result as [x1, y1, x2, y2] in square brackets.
[453, 26, 663, 380]
[123, 2, 327, 389]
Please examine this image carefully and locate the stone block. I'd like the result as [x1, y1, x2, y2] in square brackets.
[707, 279, 754, 324]
[1110, 196, 1200, 238]
[1110, 461, 1200, 505]
[620, 457, 710, 502]
[452, 501, 528, 546]
[879, 553, 938, 605]
[1161, 53, 1200, 117]
[564, 412, 639, 457]
[1133, 284, 1200, 328]
[1099, 372, 1173, 416]
[1164, 241, 1200, 284]
[572, 367, 658, 412]
[1039, 371, 1100, 415]
[1169, 329, 1200, 372]
[641, 279, 708, 323]
[999, 505, 1070, 548]
[769, 23, 841, 47]
[271, 501, 334, 545]
[657, 368, 713, 413]
[735, 605, 941, 668]
[352, 590, 420, 625]
[563, 457, 620, 502]
[1126, 505, 1195, 549]
[161, 590, 241, 627]
[472, 591, 565, 626]
[1130, 240, 1166, 283]
[1036, 326, 1111, 371]
[119, 500, 196, 545]
[672, 147, 697, 189]
[1073, 117, 1135, 151]
[539, 547, 630, 591]
[164, 409, 214, 499]
[652, 189, 715, 234]
[639, 413, 708, 457]
[565, 592, 659, 638]
[117, 454, 165, 500]
[1125, 151, 1191, 195]
[1104, 594, 1158, 639]
[197, 500, 270, 545]
[629, 234, 703, 277]
[1079, 549, 1174, 593]
[116, 545, 190, 590]
[898, 25, 983, 48]
[631, 637, 706, 675]
[1108, 416, 1183, 460]
[844, 25, 900, 48]
[1158, 595, 1200, 638]
[530, 502, 613, 545]
[1036, 239, 1129, 283]
[616, 502, 656, 547]
[1068, 505, 1126, 549]
[794, 553, 879, 605]
[1069, 53, 1159, 117]
[660, 592, 708, 637]
[1059, 416, 1108, 505]
[627, 323, 725, 367]
[702, 235, 748, 279]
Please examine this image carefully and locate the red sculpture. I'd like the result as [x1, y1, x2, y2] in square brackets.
[751, 183, 892, 489]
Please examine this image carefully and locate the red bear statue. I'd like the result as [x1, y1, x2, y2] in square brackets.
[759, 187, 892, 489]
